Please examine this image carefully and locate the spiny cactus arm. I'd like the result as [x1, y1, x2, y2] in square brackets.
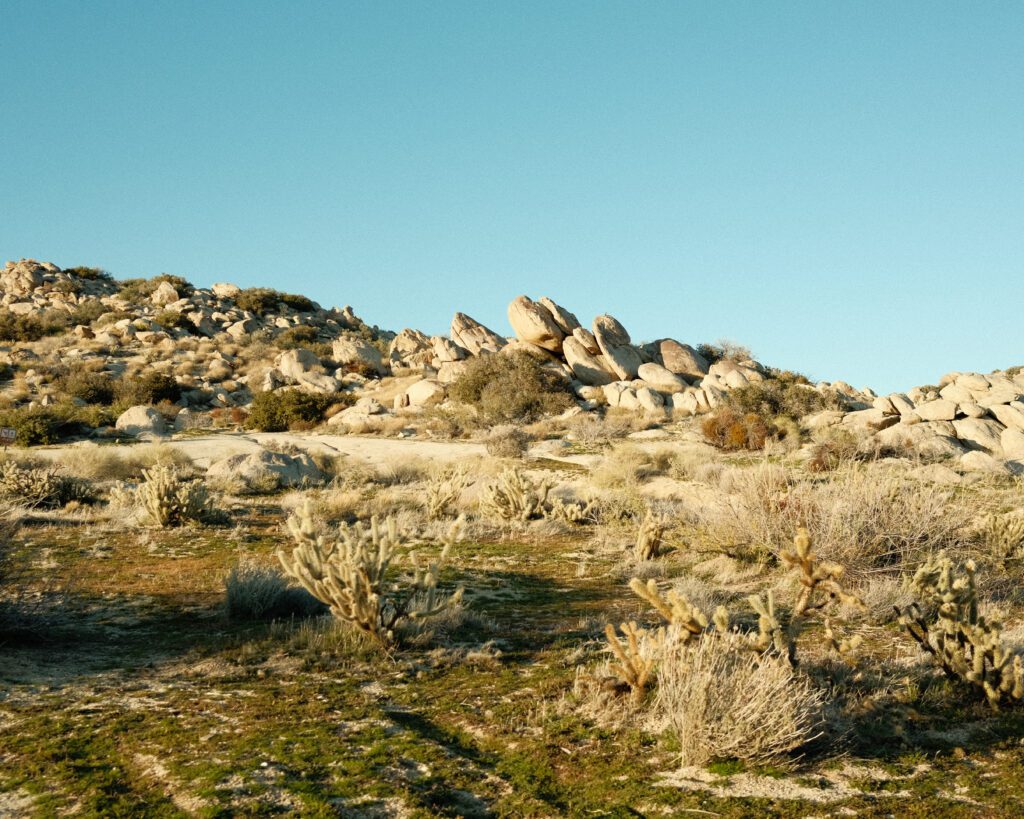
[604, 621, 658, 702]
[627, 578, 708, 636]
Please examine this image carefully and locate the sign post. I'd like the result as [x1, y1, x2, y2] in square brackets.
[0, 427, 17, 448]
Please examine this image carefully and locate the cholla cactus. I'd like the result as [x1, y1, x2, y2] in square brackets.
[547, 496, 598, 525]
[781, 527, 863, 617]
[479, 468, 553, 521]
[604, 621, 664, 703]
[634, 511, 669, 561]
[746, 591, 793, 660]
[899, 551, 1024, 710]
[0, 461, 90, 509]
[136, 465, 214, 526]
[980, 513, 1024, 569]
[424, 467, 470, 520]
[277, 501, 464, 644]
[628, 577, 729, 641]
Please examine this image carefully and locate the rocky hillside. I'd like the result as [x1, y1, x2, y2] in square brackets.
[1, 258, 1022, 474]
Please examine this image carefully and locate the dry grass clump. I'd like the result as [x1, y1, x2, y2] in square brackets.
[224, 558, 324, 621]
[565, 410, 647, 445]
[485, 425, 530, 459]
[60, 442, 193, 482]
[692, 462, 967, 574]
[654, 636, 824, 767]
[589, 445, 678, 490]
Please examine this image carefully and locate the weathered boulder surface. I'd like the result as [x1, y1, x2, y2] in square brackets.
[450, 312, 506, 356]
[332, 337, 385, 375]
[507, 295, 564, 352]
[116, 405, 166, 437]
[537, 297, 581, 335]
[592, 314, 642, 380]
[207, 448, 326, 490]
[637, 362, 687, 394]
[406, 379, 446, 407]
[562, 336, 614, 386]
[656, 339, 709, 379]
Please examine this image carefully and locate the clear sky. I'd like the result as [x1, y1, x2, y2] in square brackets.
[2, 2, 1021, 393]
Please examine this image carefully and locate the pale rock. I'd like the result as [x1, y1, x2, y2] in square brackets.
[670, 391, 700, 416]
[212, 282, 241, 298]
[602, 381, 632, 408]
[952, 417, 1006, 455]
[637, 362, 687, 394]
[959, 451, 1010, 475]
[574, 384, 606, 402]
[888, 393, 916, 415]
[389, 328, 432, 366]
[989, 403, 1024, 432]
[150, 281, 179, 306]
[874, 422, 966, 460]
[115, 405, 166, 437]
[804, 410, 845, 431]
[74, 324, 94, 339]
[563, 336, 614, 386]
[1001, 428, 1024, 460]
[873, 396, 897, 414]
[955, 373, 991, 391]
[207, 448, 326, 490]
[450, 312, 506, 356]
[537, 297, 581, 335]
[841, 408, 899, 432]
[332, 337, 385, 375]
[914, 399, 958, 422]
[572, 327, 601, 355]
[406, 379, 446, 407]
[437, 361, 469, 384]
[276, 348, 339, 394]
[635, 386, 665, 414]
[958, 403, 988, 419]
[507, 295, 564, 352]
[592, 314, 643, 380]
[430, 335, 469, 364]
[0, 259, 46, 296]
[976, 387, 1023, 408]
[226, 318, 260, 337]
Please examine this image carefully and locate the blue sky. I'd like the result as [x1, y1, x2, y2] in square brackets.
[2, 2, 1021, 393]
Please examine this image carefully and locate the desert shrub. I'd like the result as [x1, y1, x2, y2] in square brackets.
[153, 309, 195, 333]
[449, 352, 573, 424]
[225, 558, 325, 621]
[235, 287, 281, 316]
[0, 308, 79, 342]
[117, 273, 192, 301]
[807, 428, 859, 472]
[58, 371, 115, 405]
[68, 300, 110, 326]
[130, 465, 217, 526]
[114, 372, 181, 407]
[61, 442, 192, 481]
[728, 374, 842, 421]
[702, 407, 775, 451]
[0, 461, 93, 508]
[277, 502, 464, 644]
[65, 266, 113, 282]
[276, 325, 320, 349]
[485, 425, 530, 458]
[693, 463, 968, 573]
[245, 389, 341, 432]
[654, 636, 824, 767]
[480, 468, 553, 521]
[0, 407, 63, 446]
[696, 339, 753, 365]
[278, 292, 315, 312]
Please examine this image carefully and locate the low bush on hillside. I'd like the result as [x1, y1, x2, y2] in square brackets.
[0, 301, 112, 342]
[0, 403, 118, 445]
[114, 372, 181, 408]
[117, 273, 193, 301]
[275, 325, 320, 349]
[702, 407, 775, 451]
[696, 339, 753, 365]
[728, 372, 844, 420]
[236, 288, 316, 316]
[59, 371, 115, 405]
[245, 389, 343, 432]
[450, 352, 573, 424]
[65, 266, 114, 282]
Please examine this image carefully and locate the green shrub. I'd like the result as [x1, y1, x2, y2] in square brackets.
[0, 309, 77, 342]
[278, 293, 315, 313]
[66, 266, 113, 282]
[696, 339, 753, 365]
[59, 371, 115, 405]
[235, 287, 281, 316]
[245, 389, 342, 432]
[0, 408, 63, 446]
[117, 273, 193, 302]
[153, 310, 195, 333]
[449, 352, 573, 424]
[68, 300, 110, 326]
[276, 325, 320, 349]
[114, 372, 181, 407]
[727, 374, 843, 420]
